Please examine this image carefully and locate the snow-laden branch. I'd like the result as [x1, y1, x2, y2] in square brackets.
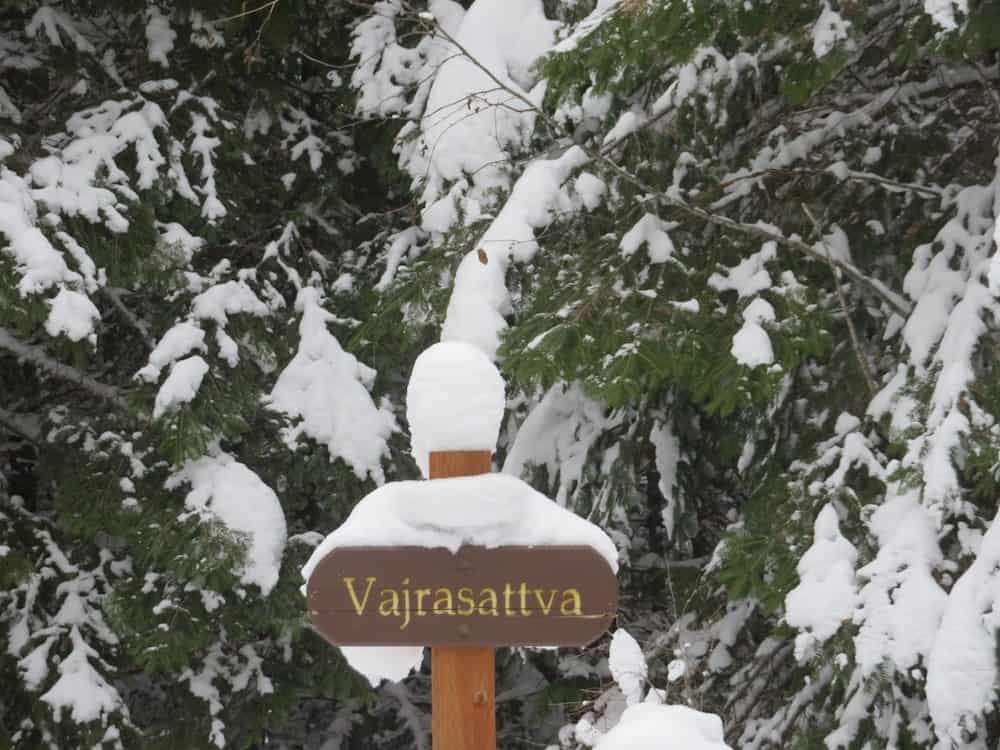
[0, 327, 128, 411]
[421, 13, 913, 317]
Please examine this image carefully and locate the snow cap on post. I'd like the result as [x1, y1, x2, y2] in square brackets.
[406, 341, 505, 477]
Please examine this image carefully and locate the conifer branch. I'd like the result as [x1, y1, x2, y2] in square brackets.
[720, 166, 945, 199]
[101, 288, 155, 349]
[419, 13, 913, 317]
[0, 328, 129, 412]
[0, 406, 42, 443]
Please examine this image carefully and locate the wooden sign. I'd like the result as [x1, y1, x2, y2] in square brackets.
[307, 545, 617, 647]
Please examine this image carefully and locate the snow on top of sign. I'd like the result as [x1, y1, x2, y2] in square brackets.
[302, 473, 617, 577]
[301, 472, 618, 685]
[594, 704, 733, 750]
[406, 341, 505, 477]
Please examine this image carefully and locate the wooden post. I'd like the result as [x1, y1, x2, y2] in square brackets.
[429, 450, 496, 750]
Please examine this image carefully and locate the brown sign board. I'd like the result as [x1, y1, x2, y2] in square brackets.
[307, 545, 618, 647]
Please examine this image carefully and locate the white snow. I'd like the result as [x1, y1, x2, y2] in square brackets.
[649, 419, 681, 540]
[145, 6, 176, 67]
[191, 280, 269, 324]
[923, 0, 967, 29]
[0, 169, 80, 296]
[301, 472, 618, 683]
[926, 509, 1000, 744]
[620, 213, 677, 264]
[503, 382, 616, 506]
[153, 355, 209, 418]
[731, 297, 777, 367]
[608, 629, 647, 706]
[337, 645, 425, 688]
[167, 451, 287, 595]
[784, 504, 858, 661]
[811, 4, 850, 58]
[137, 321, 206, 383]
[44, 288, 100, 344]
[853, 482, 946, 675]
[268, 288, 395, 482]
[708, 242, 777, 299]
[594, 704, 732, 750]
[406, 341, 505, 477]
[440, 147, 589, 358]
[401, 0, 557, 235]
[40, 626, 123, 724]
[303, 473, 617, 576]
[157, 221, 205, 263]
[575, 172, 607, 211]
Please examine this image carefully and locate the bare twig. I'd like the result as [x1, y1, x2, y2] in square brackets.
[802, 204, 876, 396]
[209, 1, 280, 25]
[720, 166, 945, 199]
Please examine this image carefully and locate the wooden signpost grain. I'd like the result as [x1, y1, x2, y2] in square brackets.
[430, 449, 495, 750]
[306, 449, 618, 750]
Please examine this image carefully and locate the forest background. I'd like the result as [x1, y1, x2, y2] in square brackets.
[1, 0, 1000, 748]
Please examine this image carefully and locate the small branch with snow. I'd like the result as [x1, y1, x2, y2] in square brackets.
[0, 327, 129, 412]
[720, 166, 945, 199]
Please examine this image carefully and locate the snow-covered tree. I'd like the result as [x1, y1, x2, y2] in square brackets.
[2, 0, 999, 748]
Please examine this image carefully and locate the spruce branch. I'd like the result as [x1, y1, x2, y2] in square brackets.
[102, 288, 155, 349]
[0, 406, 42, 443]
[416, 11, 913, 317]
[0, 327, 129, 412]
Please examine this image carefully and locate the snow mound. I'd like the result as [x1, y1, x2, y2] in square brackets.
[167, 451, 287, 596]
[926, 509, 1000, 744]
[608, 629, 647, 706]
[594, 704, 733, 750]
[269, 288, 395, 482]
[784, 504, 858, 661]
[302, 473, 617, 579]
[153, 355, 209, 418]
[406, 341, 505, 477]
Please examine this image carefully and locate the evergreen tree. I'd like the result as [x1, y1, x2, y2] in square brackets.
[2, 0, 999, 748]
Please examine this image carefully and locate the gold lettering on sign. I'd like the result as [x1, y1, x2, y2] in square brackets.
[340, 577, 592, 627]
[534, 589, 557, 615]
[415, 588, 431, 616]
[378, 589, 399, 617]
[503, 583, 514, 614]
[560, 589, 583, 616]
[432, 588, 453, 614]
[478, 588, 498, 616]
[343, 577, 376, 615]
[457, 587, 475, 616]
[518, 583, 529, 616]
